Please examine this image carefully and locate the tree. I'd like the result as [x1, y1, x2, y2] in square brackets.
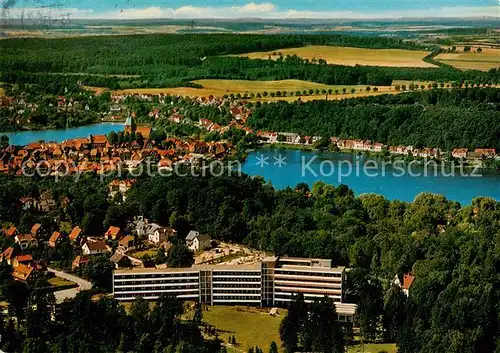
[464, 46, 471, 52]
[383, 285, 407, 342]
[4, 281, 30, 328]
[83, 254, 114, 290]
[107, 131, 118, 144]
[167, 242, 194, 268]
[308, 296, 345, 353]
[477, 47, 483, 53]
[154, 248, 168, 265]
[269, 341, 278, 353]
[314, 137, 330, 151]
[279, 294, 306, 353]
[0, 135, 9, 149]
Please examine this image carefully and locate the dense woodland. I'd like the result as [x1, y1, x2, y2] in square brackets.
[249, 88, 500, 150]
[1, 34, 500, 88]
[0, 172, 499, 352]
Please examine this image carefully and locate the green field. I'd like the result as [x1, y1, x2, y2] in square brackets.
[48, 277, 78, 289]
[201, 306, 283, 352]
[348, 343, 397, 353]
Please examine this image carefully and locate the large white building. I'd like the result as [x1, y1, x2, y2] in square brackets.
[113, 256, 356, 322]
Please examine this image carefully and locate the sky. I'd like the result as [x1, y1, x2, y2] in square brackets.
[2, 0, 499, 19]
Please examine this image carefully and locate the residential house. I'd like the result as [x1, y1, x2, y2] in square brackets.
[108, 179, 136, 201]
[12, 254, 33, 268]
[72, 255, 90, 270]
[0, 247, 16, 265]
[467, 151, 483, 161]
[257, 131, 278, 143]
[475, 148, 496, 158]
[30, 223, 42, 238]
[82, 240, 109, 256]
[15, 234, 38, 250]
[12, 264, 34, 281]
[118, 235, 136, 252]
[4, 226, 17, 238]
[185, 230, 211, 252]
[104, 226, 123, 241]
[402, 274, 415, 297]
[90, 134, 108, 148]
[38, 191, 56, 212]
[69, 226, 84, 245]
[110, 252, 132, 268]
[452, 148, 468, 159]
[49, 231, 63, 248]
[149, 226, 175, 244]
[279, 132, 300, 144]
[373, 143, 385, 153]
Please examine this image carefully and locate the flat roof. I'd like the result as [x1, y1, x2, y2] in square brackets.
[114, 267, 199, 275]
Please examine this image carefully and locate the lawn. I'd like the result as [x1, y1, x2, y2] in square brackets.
[435, 47, 500, 71]
[48, 276, 78, 289]
[200, 305, 283, 352]
[232, 45, 435, 68]
[347, 343, 397, 353]
[130, 248, 158, 259]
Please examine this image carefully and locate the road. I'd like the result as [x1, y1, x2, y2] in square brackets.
[47, 267, 93, 304]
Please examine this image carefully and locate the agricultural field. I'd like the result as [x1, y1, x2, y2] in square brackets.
[233, 45, 436, 68]
[435, 47, 500, 71]
[97, 79, 393, 100]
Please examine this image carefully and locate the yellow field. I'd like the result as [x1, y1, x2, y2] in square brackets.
[435, 47, 500, 71]
[233, 45, 435, 68]
[0, 87, 4, 96]
[92, 79, 394, 100]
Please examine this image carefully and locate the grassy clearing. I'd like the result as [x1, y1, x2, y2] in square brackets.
[347, 343, 397, 353]
[435, 47, 500, 71]
[201, 305, 283, 352]
[232, 45, 435, 68]
[0, 87, 4, 96]
[130, 248, 158, 259]
[48, 277, 78, 289]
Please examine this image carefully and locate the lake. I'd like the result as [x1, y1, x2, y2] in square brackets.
[2, 123, 124, 146]
[241, 148, 500, 205]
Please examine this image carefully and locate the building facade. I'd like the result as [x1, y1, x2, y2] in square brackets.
[113, 256, 356, 321]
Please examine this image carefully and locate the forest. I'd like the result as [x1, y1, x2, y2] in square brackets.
[248, 87, 500, 150]
[1, 34, 500, 89]
[0, 171, 499, 353]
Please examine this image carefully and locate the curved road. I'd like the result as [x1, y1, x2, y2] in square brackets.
[47, 267, 93, 304]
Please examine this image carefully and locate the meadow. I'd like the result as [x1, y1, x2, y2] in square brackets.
[233, 45, 435, 68]
[435, 47, 500, 71]
[199, 306, 282, 352]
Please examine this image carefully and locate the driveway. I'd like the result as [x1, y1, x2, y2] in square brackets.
[47, 267, 93, 303]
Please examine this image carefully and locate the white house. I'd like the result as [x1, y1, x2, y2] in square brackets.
[185, 230, 211, 252]
[82, 240, 109, 256]
[148, 227, 175, 244]
[15, 234, 38, 250]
